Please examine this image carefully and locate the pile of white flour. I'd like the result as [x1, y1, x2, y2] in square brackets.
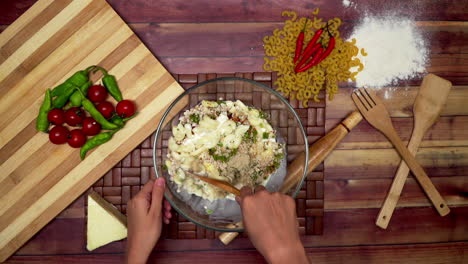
[349, 15, 428, 88]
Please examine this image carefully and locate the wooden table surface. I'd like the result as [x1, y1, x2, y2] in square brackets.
[1, 0, 467, 263]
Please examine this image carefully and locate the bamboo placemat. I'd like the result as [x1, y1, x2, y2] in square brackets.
[91, 72, 325, 238]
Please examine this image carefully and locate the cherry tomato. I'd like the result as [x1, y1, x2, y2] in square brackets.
[67, 129, 87, 148]
[116, 100, 136, 118]
[47, 109, 65, 125]
[82, 117, 101, 136]
[96, 101, 115, 119]
[49, 125, 69, 144]
[64, 107, 85, 126]
[87, 85, 108, 103]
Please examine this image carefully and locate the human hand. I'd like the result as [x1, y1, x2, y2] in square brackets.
[236, 186, 309, 264]
[126, 178, 172, 264]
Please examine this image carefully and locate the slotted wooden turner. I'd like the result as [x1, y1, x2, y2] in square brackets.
[351, 88, 450, 217]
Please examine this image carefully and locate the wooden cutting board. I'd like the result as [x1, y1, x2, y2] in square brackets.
[0, 0, 184, 261]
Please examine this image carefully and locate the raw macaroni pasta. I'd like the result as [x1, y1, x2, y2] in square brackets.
[263, 9, 365, 106]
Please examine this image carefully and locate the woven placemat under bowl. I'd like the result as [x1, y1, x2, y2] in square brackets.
[91, 72, 325, 239]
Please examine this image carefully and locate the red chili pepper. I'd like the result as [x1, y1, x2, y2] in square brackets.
[298, 28, 323, 61]
[315, 36, 336, 64]
[295, 43, 321, 71]
[296, 47, 324, 73]
[293, 21, 308, 63]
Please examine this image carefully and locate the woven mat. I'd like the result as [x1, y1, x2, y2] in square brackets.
[91, 72, 325, 239]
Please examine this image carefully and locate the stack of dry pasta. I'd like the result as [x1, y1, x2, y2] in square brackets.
[263, 9, 365, 107]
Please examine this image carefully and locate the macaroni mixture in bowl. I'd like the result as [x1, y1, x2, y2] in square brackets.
[165, 100, 284, 201]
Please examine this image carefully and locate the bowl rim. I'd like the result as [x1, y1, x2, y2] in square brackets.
[152, 77, 309, 233]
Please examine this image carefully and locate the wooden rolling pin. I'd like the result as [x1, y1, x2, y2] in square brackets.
[218, 111, 363, 245]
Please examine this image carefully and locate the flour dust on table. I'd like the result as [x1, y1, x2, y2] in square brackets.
[349, 14, 428, 95]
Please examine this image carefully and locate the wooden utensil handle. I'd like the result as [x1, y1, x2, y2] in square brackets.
[191, 173, 241, 196]
[376, 131, 424, 229]
[386, 132, 450, 216]
[219, 111, 362, 245]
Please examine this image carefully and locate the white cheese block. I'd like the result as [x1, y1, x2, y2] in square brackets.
[87, 192, 128, 251]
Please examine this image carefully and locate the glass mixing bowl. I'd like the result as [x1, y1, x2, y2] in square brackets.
[153, 77, 308, 232]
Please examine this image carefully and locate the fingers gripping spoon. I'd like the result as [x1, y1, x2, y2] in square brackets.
[351, 87, 450, 217]
[376, 74, 452, 229]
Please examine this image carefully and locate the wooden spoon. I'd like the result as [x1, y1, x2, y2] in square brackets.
[376, 74, 452, 229]
[185, 171, 241, 196]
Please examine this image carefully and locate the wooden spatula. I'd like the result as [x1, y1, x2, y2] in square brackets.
[218, 111, 363, 245]
[376, 74, 452, 229]
[352, 88, 450, 217]
[185, 171, 241, 196]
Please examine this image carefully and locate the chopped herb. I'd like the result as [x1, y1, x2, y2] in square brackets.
[250, 171, 260, 182]
[217, 142, 223, 147]
[213, 154, 229, 162]
[217, 100, 226, 105]
[230, 148, 238, 156]
[263, 132, 269, 139]
[189, 113, 200, 124]
[162, 164, 168, 171]
[206, 209, 214, 214]
[259, 111, 268, 119]
[267, 165, 276, 173]
[209, 148, 216, 155]
[209, 148, 238, 162]
[275, 153, 284, 160]
[242, 127, 258, 143]
[273, 160, 280, 168]
[233, 169, 241, 180]
[242, 131, 250, 141]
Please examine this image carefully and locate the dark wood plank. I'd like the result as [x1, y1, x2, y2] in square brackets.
[327, 116, 468, 150]
[325, 176, 468, 209]
[6, 242, 468, 263]
[96, 0, 468, 23]
[14, 206, 468, 255]
[0, 0, 37, 25]
[157, 56, 468, 85]
[2, 1, 468, 24]
[128, 22, 468, 57]
[303, 206, 468, 246]
[326, 86, 468, 119]
[325, 146, 468, 179]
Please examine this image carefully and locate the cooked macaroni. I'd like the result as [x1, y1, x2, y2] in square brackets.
[165, 100, 284, 201]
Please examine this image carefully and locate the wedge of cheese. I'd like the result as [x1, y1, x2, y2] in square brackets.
[87, 192, 128, 251]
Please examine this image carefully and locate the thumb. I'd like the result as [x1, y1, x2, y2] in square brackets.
[149, 177, 165, 216]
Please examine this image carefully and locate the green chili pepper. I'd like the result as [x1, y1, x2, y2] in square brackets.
[69, 80, 92, 107]
[110, 112, 137, 127]
[110, 115, 124, 127]
[80, 129, 118, 160]
[94, 66, 123, 102]
[51, 66, 95, 97]
[52, 85, 76, 109]
[123, 113, 137, 122]
[51, 82, 74, 97]
[36, 89, 52, 132]
[74, 88, 120, 130]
